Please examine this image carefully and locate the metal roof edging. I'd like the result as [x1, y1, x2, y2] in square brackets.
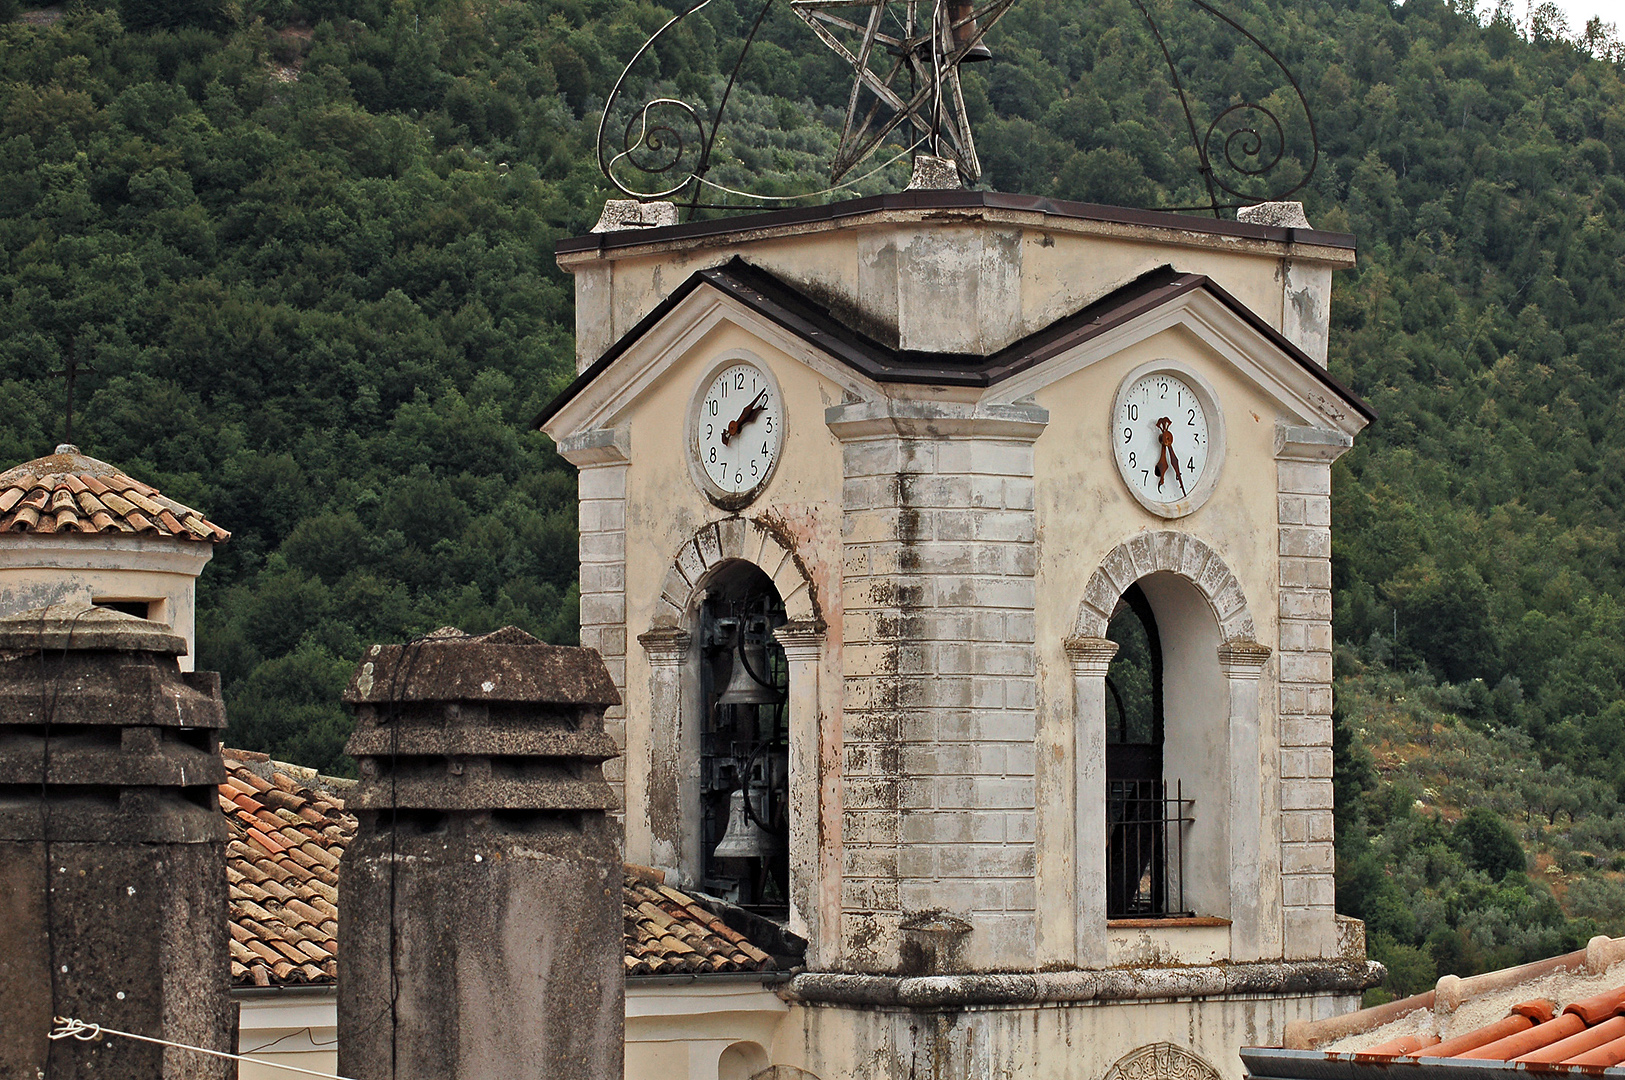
[536, 258, 1375, 430]
[1242, 1049, 1625, 1080]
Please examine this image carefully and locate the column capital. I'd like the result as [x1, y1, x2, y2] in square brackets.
[1063, 635, 1118, 677]
[637, 627, 691, 666]
[1218, 639, 1273, 678]
[774, 620, 826, 661]
[1274, 421, 1353, 464]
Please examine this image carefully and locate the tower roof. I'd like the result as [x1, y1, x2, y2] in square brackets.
[0, 445, 229, 542]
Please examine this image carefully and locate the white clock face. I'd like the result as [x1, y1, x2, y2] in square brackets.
[693, 362, 783, 501]
[1114, 372, 1211, 506]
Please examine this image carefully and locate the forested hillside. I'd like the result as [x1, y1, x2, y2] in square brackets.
[5, 0, 1625, 997]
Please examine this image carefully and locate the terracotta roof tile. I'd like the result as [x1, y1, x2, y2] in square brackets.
[1390, 989, 1625, 1069]
[218, 751, 784, 987]
[0, 446, 228, 541]
[220, 748, 354, 988]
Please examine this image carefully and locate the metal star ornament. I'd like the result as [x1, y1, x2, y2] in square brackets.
[789, 0, 1015, 185]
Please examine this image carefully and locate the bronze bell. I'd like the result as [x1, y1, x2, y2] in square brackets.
[713, 788, 782, 859]
[946, 0, 992, 62]
[716, 640, 783, 706]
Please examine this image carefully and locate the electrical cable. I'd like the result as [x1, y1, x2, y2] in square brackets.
[37, 605, 89, 1076]
[49, 1017, 356, 1080]
[379, 635, 430, 1080]
[693, 133, 928, 201]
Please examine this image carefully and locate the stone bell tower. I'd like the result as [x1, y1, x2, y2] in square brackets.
[539, 192, 1380, 1080]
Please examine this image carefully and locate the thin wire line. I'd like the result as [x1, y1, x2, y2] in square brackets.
[380, 635, 429, 1080]
[38, 605, 90, 1077]
[49, 1018, 356, 1080]
[695, 133, 928, 201]
[242, 1026, 340, 1054]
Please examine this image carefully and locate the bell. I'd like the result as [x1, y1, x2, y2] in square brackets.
[716, 640, 783, 706]
[946, 0, 992, 62]
[713, 788, 781, 859]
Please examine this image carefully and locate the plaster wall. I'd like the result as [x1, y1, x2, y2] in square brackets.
[563, 210, 1348, 369]
[553, 203, 1360, 986]
[0, 535, 211, 670]
[236, 992, 338, 1080]
[769, 991, 1363, 1080]
[1026, 326, 1288, 964]
[613, 319, 849, 884]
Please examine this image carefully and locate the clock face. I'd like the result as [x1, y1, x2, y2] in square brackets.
[693, 361, 783, 503]
[1114, 371, 1212, 508]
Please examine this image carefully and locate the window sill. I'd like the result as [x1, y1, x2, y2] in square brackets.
[1106, 916, 1231, 930]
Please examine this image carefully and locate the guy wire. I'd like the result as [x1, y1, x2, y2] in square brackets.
[379, 634, 429, 1080]
[37, 604, 90, 1074]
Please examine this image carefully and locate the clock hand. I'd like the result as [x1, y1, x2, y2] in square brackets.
[1155, 416, 1187, 496]
[721, 390, 768, 445]
[1154, 417, 1173, 491]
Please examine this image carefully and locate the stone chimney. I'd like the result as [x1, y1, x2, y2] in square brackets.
[338, 626, 624, 1080]
[0, 604, 231, 1078]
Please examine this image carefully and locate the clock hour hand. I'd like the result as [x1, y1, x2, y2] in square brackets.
[721, 390, 768, 445]
[1154, 416, 1187, 496]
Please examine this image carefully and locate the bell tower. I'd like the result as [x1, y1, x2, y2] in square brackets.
[540, 193, 1379, 1080]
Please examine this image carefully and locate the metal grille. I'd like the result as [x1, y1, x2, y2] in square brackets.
[1106, 779, 1195, 918]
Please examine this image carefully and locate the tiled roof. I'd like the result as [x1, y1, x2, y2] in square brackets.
[0, 445, 229, 541]
[218, 750, 778, 987]
[1356, 990, 1625, 1066]
[220, 748, 352, 987]
[623, 863, 776, 975]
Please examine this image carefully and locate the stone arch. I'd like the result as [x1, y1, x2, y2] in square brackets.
[1074, 531, 1255, 642]
[651, 516, 818, 629]
[1102, 1044, 1221, 1080]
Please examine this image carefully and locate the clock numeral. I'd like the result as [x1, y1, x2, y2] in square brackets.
[1123, 428, 1132, 443]
[736, 373, 746, 390]
[1187, 409, 1196, 426]
[762, 441, 769, 456]
[750, 459, 759, 477]
[1128, 451, 1136, 468]
[765, 416, 773, 432]
[1187, 457, 1195, 471]
[734, 470, 743, 485]
[705, 423, 712, 439]
[709, 446, 716, 463]
[1128, 404, 1138, 422]
[708, 400, 718, 416]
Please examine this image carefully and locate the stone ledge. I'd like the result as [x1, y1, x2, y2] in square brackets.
[783, 959, 1383, 1008]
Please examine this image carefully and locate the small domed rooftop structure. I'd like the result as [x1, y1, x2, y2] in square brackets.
[0, 444, 229, 670]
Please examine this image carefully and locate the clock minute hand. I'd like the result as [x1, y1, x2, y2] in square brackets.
[1155, 416, 1187, 496]
[721, 390, 768, 445]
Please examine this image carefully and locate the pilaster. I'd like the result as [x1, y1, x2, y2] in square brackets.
[1065, 635, 1117, 969]
[1218, 639, 1276, 961]
[830, 400, 1047, 972]
[560, 428, 631, 813]
[776, 621, 837, 967]
[1274, 423, 1352, 958]
[635, 626, 692, 873]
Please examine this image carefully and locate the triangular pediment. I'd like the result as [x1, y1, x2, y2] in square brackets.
[537, 259, 1372, 443]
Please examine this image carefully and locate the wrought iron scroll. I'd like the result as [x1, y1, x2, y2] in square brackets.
[595, 0, 1318, 218]
[1129, 0, 1319, 217]
[596, 0, 778, 206]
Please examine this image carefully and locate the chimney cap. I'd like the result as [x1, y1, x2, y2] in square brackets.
[0, 603, 188, 655]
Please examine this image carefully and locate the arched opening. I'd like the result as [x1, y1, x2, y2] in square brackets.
[1105, 583, 1168, 917]
[695, 560, 790, 917]
[1102, 572, 1226, 919]
[717, 1041, 770, 1080]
